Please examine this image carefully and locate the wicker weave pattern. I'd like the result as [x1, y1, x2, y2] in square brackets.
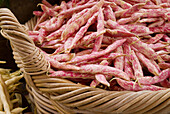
[0, 8, 169, 114]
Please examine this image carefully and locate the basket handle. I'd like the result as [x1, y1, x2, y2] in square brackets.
[0, 8, 50, 75]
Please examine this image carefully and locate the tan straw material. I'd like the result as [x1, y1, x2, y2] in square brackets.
[0, 8, 169, 114]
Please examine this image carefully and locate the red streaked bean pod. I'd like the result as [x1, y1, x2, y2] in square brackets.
[40, 4, 58, 17]
[158, 63, 170, 70]
[103, 5, 116, 21]
[136, 52, 159, 76]
[68, 39, 126, 64]
[80, 64, 130, 80]
[121, 3, 145, 17]
[33, 11, 44, 17]
[68, 12, 98, 53]
[51, 53, 75, 62]
[126, 37, 158, 60]
[49, 70, 95, 79]
[160, 79, 170, 88]
[130, 50, 144, 78]
[59, 2, 97, 16]
[93, 8, 105, 52]
[137, 69, 170, 85]
[114, 46, 124, 71]
[61, 0, 104, 41]
[107, 0, 132, 9]
[46, 24, 66, 41]
[106, 29, 135, 37]
[116, 78, 166, 91]
[44, 53, 80, 71]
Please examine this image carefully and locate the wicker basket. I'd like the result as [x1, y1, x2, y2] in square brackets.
[0, 8, 169, 114]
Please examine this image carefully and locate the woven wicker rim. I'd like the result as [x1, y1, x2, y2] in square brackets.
[0, 8, 169, 114]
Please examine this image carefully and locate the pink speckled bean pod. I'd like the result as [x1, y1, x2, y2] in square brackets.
[107, 19, 128, 32]
[93, 8, 105, 52]
[130, 50, 144, 78]
[160, 79, 170, 88]
[80, 64, 130, 80]
[76, 49, 93, 56]
[44, 52, 80, 71]
[150, 60, 161, 73]
[42, 44, 62, 49]
[126, 37, 158, 60]
[106, 29, 135, 37]
[123, 43, 135, 79]
[34, 13, 49, 31]
[91, 60, 113, 87]
[59, 2, 96, 16]
[46, 24, 66, 41]
[115, 9, 127, 18]
[72, 0, 80, 7]
[162, 35, 170, 43]
[124, 56, 135, 80]
[68, 39, 126, 64]
[52, 44, 64, 55]
[146, 1, 155, 5]
[146, 34, 164, 44]
[64, 37, 74, 54]
[76, 53, 126, 66]
[116, 78, 166, 91]
[151, 0, 162, 5]
[136, 52, 159, 76]
[66, 8, 89, 25]
[148, 19, 165, 27]
[28, 31, 39, 36]
[61, 0, 104, 41]
[93, 60, 110, 87]
[49, 70, 94, 79]
[161, 0, 170, 3]
[156, 50, 170, 55]
[139, 8, 170, 18]
[38, 19, 50, 28]
[117, 13, 143, 25]
[33, 11, 44, 17]
[44, 2, 67, 32]
[122, 24, 152, 34]
[74, 53, 126, 66]
[29, 35, 39, 43]
[142, 5, 162, 9]
[68, 12, 98, 53]
[42, 0, 52, 7]
[41, 39, 61, 47]
[40, 4, 58, 17]
[121, 3, 145, 17]
[103, 5, 116, 21]
[160, 3, 170, 8]
[38, 28, 48, 44]
[77, 0, 90, 5]
[138, 69, 170, 85]
[114, 46, 124, 71]
[95, 74, 110, 87]
[79, 30, 106, 46]
[107, 0, 132, 9]
[102, 36, 115, 44]
[101, 52, 126, 60]
[148, 43, 168, 51]
[51, 53, 75, 62]
[160, 54, 170, 61]
[139, 18, 161, 23]
[105, 1, 123, 11]
[149, 25, 170, 33]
